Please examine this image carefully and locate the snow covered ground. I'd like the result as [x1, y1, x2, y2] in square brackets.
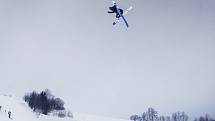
[0, 95, 130, 121]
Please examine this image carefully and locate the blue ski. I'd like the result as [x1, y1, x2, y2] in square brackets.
[113, 6, 132, 26]
[115, 5, 129, 28]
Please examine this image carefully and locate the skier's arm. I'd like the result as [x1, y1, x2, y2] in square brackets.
[108, 11, 114, 13]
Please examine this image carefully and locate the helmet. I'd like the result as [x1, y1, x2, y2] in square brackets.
[112, 1, 116, 5]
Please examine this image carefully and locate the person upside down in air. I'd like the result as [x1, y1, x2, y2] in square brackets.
[108, 1, 124, 19]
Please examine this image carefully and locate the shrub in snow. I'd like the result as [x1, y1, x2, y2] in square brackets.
[23, 89, 65, 115]
[67, 110, 73, 118]
[50, 110, 73, 118]
[57, 110, 66, 118]
[195, 115, 215, 121]
[129, 108, 190, 121]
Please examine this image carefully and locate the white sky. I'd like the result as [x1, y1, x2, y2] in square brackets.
[0, 0, 215, 120]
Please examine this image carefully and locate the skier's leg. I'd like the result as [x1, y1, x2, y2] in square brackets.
[108, 11, 114, 13]
[116, 14, 118, 18]
[116, 14, 120, 19]
[119, 9, 123, 15]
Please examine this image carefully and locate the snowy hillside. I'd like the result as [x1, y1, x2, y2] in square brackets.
[0, 95, 130, 121]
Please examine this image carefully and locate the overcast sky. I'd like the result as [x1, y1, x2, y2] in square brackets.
[0, 0, 215, 120]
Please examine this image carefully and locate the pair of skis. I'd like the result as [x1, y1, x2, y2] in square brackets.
[112, 3, 132, 28]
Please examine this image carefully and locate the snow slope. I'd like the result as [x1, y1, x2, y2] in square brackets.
[0, 95, 130, 121]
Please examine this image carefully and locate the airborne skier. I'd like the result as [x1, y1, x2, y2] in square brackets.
[107, 1, 132, 27]
[108, 1, 124, 19]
